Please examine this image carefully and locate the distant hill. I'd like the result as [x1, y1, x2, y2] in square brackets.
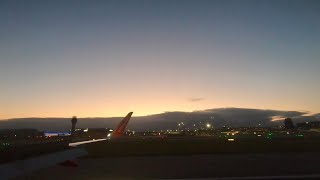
[0, 108, 319, 132]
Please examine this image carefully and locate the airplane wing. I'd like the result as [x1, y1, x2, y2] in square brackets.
[69, 112, 133, 146]
[0, 112, 134, 179]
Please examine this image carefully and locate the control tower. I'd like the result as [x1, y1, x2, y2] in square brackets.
[71, 116, 78, 136]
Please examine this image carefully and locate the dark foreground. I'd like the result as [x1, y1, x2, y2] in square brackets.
[16, 152, 320, 179]
[85, 137, 320, 157]
[13, 138, 320, 179]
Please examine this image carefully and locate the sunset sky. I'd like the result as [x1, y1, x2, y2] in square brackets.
[1, 0, 320, 119]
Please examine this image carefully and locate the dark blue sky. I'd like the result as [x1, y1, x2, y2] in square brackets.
[1, 0, 320, 119]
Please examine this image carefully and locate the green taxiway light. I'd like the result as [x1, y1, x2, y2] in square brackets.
[1, 142, 11, 146]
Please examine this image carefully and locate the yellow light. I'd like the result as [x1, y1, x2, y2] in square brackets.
[206, 123, 211, 128]
[227, 138, 235, 141]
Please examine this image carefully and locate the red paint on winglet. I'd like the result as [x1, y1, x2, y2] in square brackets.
[112, 112, 133, 137]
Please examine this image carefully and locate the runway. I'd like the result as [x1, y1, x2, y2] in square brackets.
[16, 152, 320, 179]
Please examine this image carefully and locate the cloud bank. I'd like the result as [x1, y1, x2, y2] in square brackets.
[0, 108, 318, 131]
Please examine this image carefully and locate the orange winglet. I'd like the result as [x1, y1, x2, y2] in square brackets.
[112, 112, 133, 137]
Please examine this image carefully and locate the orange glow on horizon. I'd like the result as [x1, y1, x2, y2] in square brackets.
[1, 86, 320, 120]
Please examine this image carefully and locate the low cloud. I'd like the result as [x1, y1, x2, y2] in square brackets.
[189, 98, 204, 102]
[271, 115, 286, 121]
[1, 108, 317, 131]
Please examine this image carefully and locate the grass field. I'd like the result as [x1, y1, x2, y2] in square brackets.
[83, 137, 320, 157]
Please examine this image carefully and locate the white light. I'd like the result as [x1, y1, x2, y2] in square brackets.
[107, 133, 111, 137]
[228, 138, 235, 141]
[206, 123, 211, 128]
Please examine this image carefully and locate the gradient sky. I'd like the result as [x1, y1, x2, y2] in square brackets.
[1, 0, 320, 119]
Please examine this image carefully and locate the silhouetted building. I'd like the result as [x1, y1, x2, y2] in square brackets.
[87, 128, 112, 138]
[71, 116, 78, 136]
[284, 118, 294, 129]
[71, 128, 113, 138]
[0, 129, 44, 139]
[297, 121, 320, 129]
[309, 121, 320, 128]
